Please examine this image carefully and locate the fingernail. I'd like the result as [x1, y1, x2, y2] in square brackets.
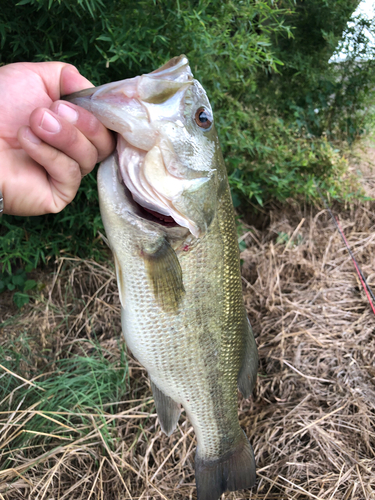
[57, 103, 78, 124]
[40, 111, 61, 133]
[24, 127, 42, 145]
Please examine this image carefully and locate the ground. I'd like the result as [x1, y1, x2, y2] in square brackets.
[0, 152, 375, 499]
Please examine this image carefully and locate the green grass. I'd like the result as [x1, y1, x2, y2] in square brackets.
[0, 335, 129, 470]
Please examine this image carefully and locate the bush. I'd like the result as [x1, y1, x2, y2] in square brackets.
[0, 0, 373, 280]
[0, 0, 293, 274]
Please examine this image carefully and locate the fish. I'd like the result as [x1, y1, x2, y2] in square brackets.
[64, 55, 258, 500]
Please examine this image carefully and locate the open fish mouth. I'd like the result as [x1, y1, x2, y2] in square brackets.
[64, 55, 216, 238]
[115, 154, 181, 229]
[115, 136, 178, 228]
[116, 134, 211, 235]
[121, 179, 181, 229]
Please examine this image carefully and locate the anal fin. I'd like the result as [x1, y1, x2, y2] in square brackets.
[150, 379, 181, 436]
[238, 316, 258, 399]
[195, 431, 256, 500]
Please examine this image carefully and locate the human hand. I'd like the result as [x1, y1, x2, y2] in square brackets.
[0, 62, 115, 216]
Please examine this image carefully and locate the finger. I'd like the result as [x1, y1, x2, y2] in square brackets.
[30, 62, 94, 100]
[23, 62, 92, 101]
[59, 64, 94, 96]
[28, 107, 99, 176]
[17, 125, 82, 212]
[59, 65, 115, 161]
[50, 100, 115, 162]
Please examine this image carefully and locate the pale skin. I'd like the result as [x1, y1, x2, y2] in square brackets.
[0, 62, 115, 216]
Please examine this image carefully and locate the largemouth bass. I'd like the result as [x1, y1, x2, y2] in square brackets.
[65, 55, 258, 500]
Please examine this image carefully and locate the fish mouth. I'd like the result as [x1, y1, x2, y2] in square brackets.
[138, 207, 177, 225]
[128, 194, 180, 229]
[130, 201, 180, 229]
[116, 135, 208, 237]
[64, 55, 212, 238]
[115, 154, 181, 230]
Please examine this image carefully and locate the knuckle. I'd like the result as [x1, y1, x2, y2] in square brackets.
[84, 112, 102, 136]
[47, 146, 61, 164]
[64, 125, 79, 149]
[62, 126, 98, 171]
[98, 135, 115, 161]
[78, 112, 115, 158]
[54, 153, 81, 183]
[81, 147, 99, 173]
[48, 201, 64, 214]
[66, 158, 82, 181]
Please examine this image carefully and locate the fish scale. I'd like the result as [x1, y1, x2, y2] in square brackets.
[121, 184, 247, 459]
[65, 55, 258, 500]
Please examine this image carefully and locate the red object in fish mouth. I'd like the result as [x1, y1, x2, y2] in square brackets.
[143, 207, 176, 223]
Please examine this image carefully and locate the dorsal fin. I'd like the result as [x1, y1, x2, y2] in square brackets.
[238, 317, 258, 398]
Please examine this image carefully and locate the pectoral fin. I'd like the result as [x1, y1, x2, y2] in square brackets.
[113, 253, 126, 309]
[143, 238, 185, 312]
[150, 379, 181, 436]
[98, 231, 110, 248]
[238, 317, 258, 399]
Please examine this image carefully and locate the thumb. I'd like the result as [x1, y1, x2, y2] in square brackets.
[60, 64, 95, 97]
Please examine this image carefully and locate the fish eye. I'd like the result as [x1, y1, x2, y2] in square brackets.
[194, 107, 212, 129]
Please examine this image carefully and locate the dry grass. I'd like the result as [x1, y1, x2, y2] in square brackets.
[240, 200, 375, 499]
[1, 191, 375, 498]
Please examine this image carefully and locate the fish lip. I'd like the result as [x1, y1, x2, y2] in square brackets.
[63, 56, 193, 107]
[117, 163, 180, 230]
[149, 54, 191, 78]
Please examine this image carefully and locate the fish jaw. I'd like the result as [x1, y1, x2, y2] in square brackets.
[63, 55, 193, 151]
[63, 56, 220, 238]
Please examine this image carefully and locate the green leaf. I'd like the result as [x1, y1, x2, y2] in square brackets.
[23, 280, 37, 292]
[231, 192, 241, 208]
[13, 292, 30, 308]
[12, 274, 26, 288]
[239, 240, 247, 252]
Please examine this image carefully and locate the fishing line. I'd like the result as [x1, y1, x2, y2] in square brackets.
[317, 187, 375, 316]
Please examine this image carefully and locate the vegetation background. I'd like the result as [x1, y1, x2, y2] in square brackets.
[1, 2, 375, 498]
[1, 0, 375, 298]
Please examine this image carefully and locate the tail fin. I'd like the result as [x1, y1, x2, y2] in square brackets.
[195, 432, 256, 500]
